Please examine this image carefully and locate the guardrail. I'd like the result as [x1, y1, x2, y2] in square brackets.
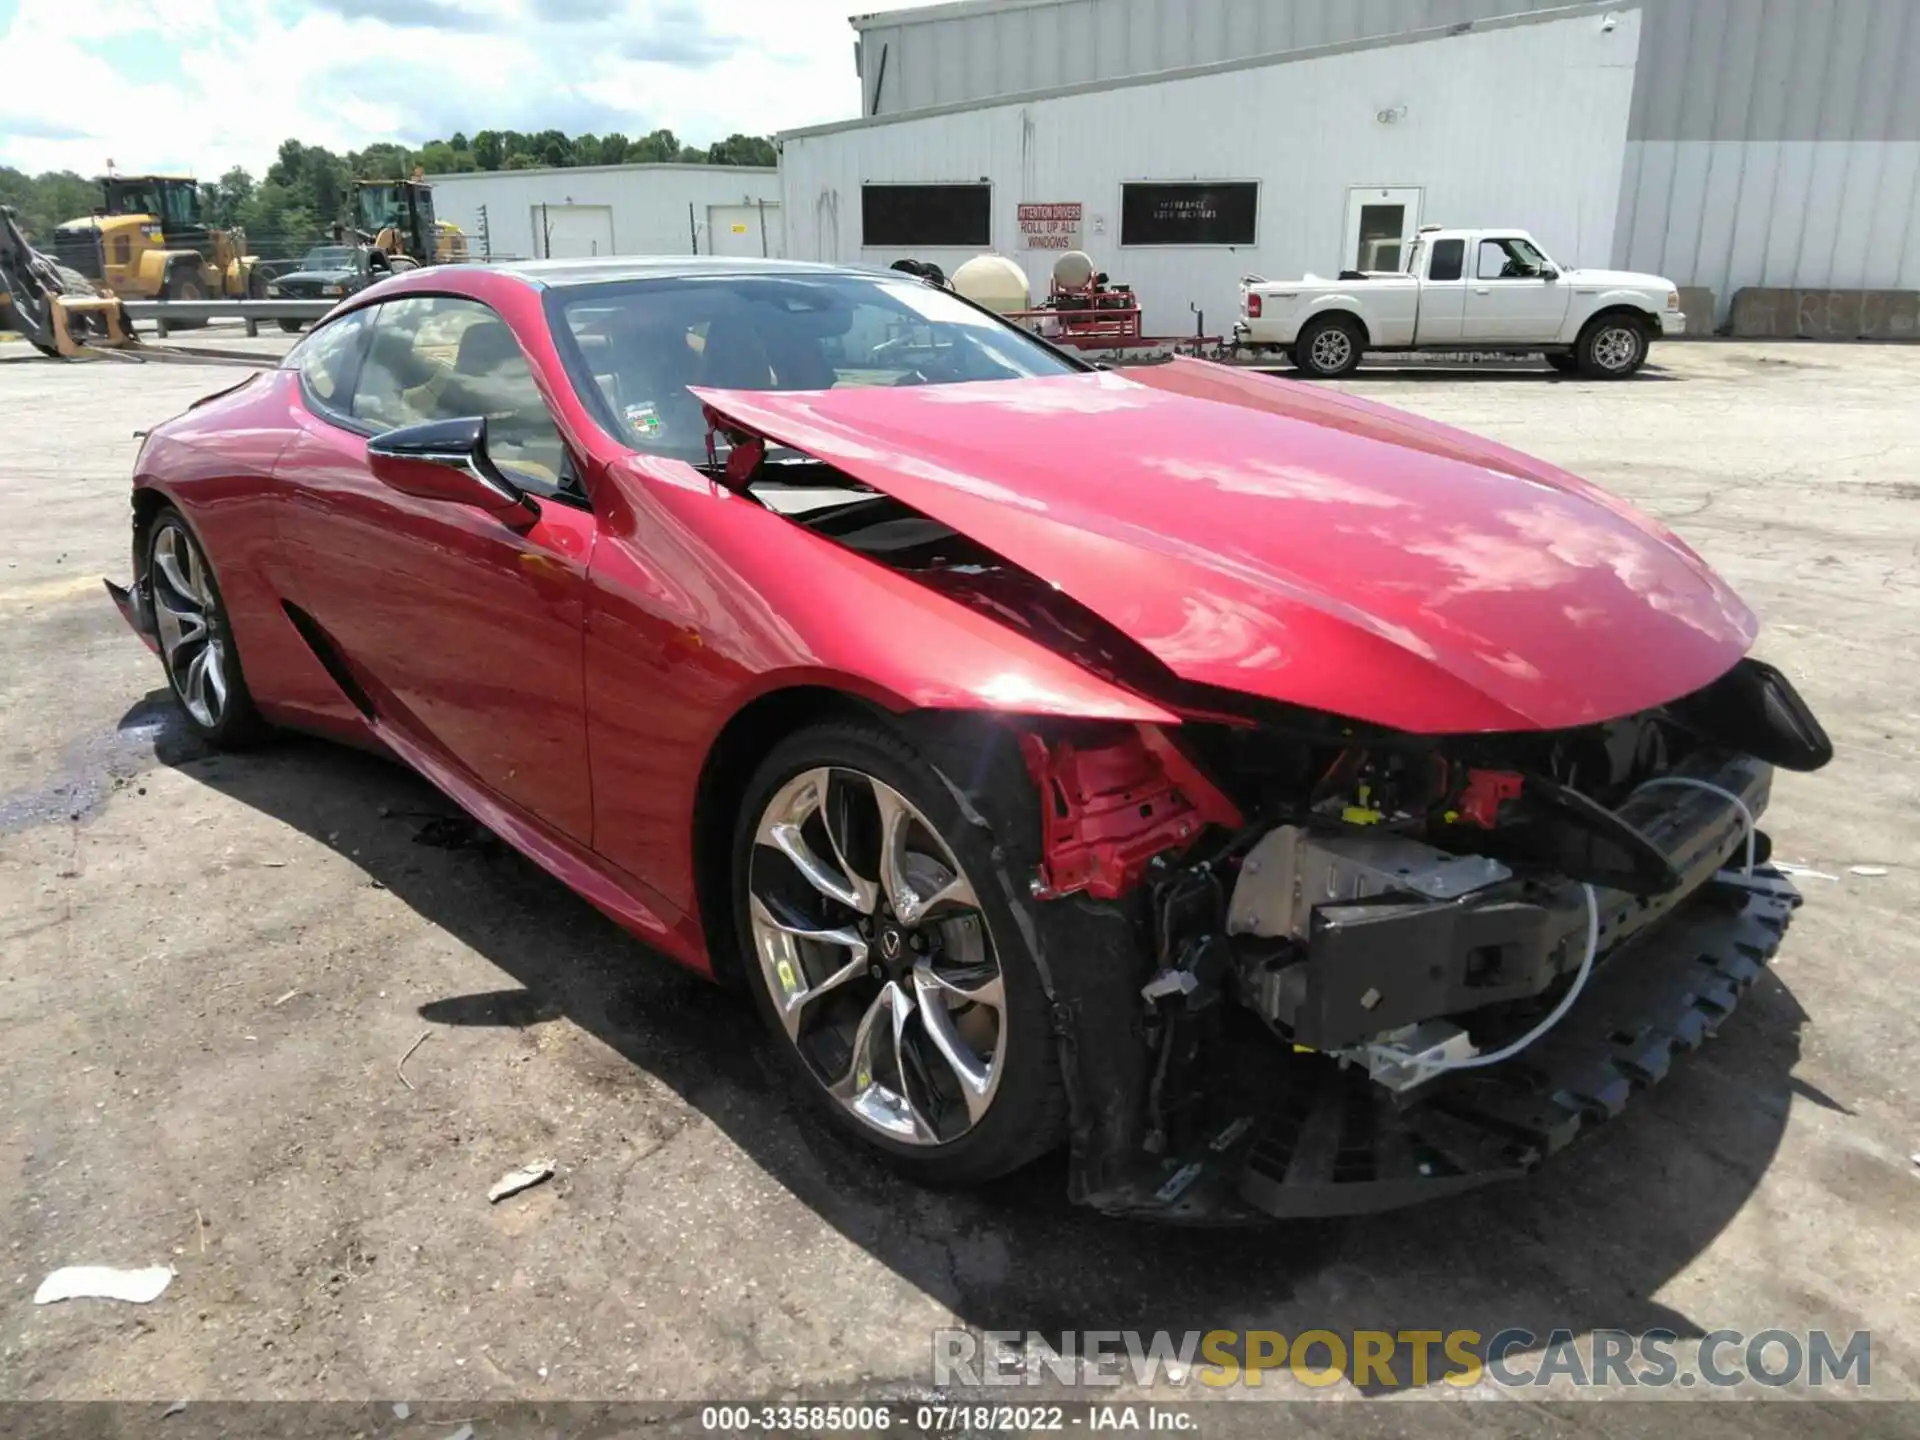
[119, 298, 339, 338]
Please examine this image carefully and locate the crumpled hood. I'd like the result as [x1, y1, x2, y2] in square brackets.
[692, 359, 1754, 733]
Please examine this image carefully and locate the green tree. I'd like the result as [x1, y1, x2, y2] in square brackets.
[600, 132, 630, 165]
[629, 128, 680, 163]
[18, 171, 103, 235]
[472, 130, 504, 170]
[706, 133, 777, 167]
[237, 178, 318, 261]
[353, 142, 413, 180]
[417, 141, 461, 174]
[572, 133, 602, 166]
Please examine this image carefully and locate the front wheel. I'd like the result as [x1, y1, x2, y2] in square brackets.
[1293, 315, 1364, 378]
[163, 268, 210, 330]
[732, 719, 1067, 1186]
[1575, 315, 1649, 378]
[146, 508, 265, 747]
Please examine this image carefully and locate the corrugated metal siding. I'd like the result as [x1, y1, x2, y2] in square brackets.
[849, 0, 1920, 305]
[859, 0, 1540, 113]
[856, 0, 1920, 141]
[790, 12, 1638, 332]
[1613, 0, 1920, 310]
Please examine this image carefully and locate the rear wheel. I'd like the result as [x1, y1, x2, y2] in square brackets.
[1575, 314, 1648, 378]
[1293, 315, 1364, 378]
[146, 508, 265, 747]
[732, 719, 1067, 1185]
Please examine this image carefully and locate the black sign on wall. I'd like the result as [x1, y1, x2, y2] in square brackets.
[1120, 181, 1260, 246]
[861, 184, 992, 247]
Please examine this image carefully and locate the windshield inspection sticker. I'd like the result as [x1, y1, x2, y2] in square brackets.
[624, 402, 662, 436]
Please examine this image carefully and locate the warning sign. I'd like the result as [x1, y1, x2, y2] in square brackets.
[1017, 202, 1083, 251]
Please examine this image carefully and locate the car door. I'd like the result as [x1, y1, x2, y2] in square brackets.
[273, 294, 597, 843]
[1412, 235, 1468, 344]
[1460, 236, 1571, 341]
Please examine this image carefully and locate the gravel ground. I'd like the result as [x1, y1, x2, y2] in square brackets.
[1, 336, 1916, 1428]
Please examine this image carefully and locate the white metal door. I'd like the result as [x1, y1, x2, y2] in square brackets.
[1461, 235, 1572, 340]
[706, 203, 781, 258]
[533, 203, 614, 259]
[1343, 187, 1422, 273]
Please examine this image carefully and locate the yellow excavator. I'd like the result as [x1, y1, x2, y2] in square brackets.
[342, 177, 468, 268]
[47, 174, 263, 312]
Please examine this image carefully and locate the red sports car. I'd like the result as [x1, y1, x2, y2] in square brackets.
[107, 258, 1830, 1219]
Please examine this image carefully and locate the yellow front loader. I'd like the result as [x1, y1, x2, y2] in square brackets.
[49, 175, 264, 318]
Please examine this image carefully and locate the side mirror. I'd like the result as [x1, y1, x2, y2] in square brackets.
[366, 417, 537, 527]
[1541, 267, 1560, 281]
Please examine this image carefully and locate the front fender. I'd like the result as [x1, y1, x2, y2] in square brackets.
[581, 456, 1180, 925]
[1562, 292, 1661, 343]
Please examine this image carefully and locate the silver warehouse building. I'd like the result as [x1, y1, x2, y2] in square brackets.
[780, 0, 1920, 334]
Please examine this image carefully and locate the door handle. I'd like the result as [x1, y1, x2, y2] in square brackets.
[1474, 287, 1491, 295]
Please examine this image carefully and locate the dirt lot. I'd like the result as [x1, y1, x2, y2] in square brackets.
[1, 336, 1916, 1424]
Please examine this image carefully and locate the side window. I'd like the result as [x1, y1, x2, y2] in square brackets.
[352, 296, 573, 495]
[1428, 239, 1464, 282]
[284, 308, 371, 416]
[1477, 238, 1541, 281]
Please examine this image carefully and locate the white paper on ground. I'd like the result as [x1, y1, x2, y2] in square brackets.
[33, 1265, 174, 1304]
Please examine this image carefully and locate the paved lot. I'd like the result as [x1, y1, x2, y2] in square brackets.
[1, 337, 1916, 1422]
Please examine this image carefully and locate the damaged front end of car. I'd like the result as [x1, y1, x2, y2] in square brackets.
[912, 651, 1829, 1221]
[689, 379, 1833, 1220]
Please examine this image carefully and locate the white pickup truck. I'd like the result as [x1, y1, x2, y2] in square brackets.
[1234, 226, 1685, 379]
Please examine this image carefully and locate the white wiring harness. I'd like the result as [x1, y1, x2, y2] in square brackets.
[1381, 774, 1758, 1076]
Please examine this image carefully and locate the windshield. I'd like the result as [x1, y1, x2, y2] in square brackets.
[300, 246, 359, 271]
[357, 186, 407, 234]
[552, 271, 1085, 461]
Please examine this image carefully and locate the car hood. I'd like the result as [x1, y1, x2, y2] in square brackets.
[692, 360, 1754, 733]
[1563, 267, 1674, 292]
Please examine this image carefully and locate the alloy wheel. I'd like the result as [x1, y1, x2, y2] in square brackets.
[149, 521, 230, 729]
[1310, 328, 1353, 372]
[1592, 325, 1640, 372]
[747, 766, 1006, 1147]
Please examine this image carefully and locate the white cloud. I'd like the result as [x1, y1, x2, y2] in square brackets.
[0, 0, 952, 178]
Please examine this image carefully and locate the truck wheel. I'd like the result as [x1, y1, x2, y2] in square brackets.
[1575, 315, 1647, 378]
[164, 269, 210, 330]
[1545, 353, 1579, 374]
[1293, 316, 1364, 378]
[277, 319, 306, 334]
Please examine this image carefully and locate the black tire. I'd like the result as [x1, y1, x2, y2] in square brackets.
[1293, 314, 1365, 378]
[144, 506, 266, 748]
[277, 318, 306, 334]
[1545, 353, 1579, 374]
[730, 717, 1068, 1186]
[163, 266, 210, 329]
[1575, 313, 1649, 378]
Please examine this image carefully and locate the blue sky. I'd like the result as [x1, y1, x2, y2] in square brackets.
[0, 0, 944, 177]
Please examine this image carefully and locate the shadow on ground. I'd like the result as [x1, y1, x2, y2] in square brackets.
[133, 695, 1809, 1394]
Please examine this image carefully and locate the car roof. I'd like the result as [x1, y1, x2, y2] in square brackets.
[489, 256, 885, 288]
